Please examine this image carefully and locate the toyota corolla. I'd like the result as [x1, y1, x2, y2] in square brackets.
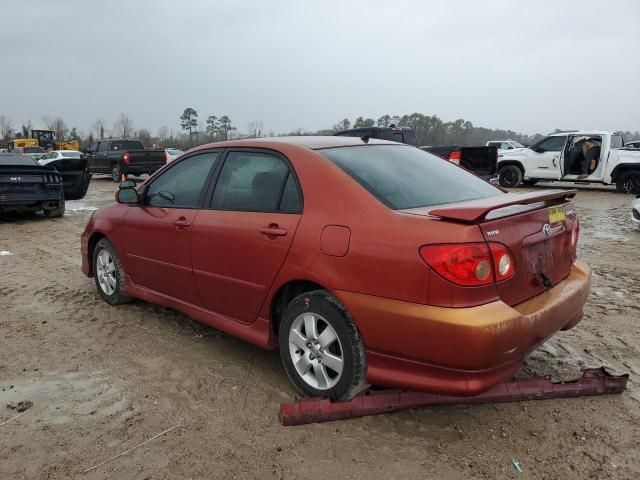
[81, 137, 591, 401]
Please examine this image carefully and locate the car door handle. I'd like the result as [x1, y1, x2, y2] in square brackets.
[259, 226, 287, 237]
[174, 218, 191, 229]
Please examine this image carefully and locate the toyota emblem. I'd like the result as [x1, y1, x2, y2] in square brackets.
[542, 224, 552, 237]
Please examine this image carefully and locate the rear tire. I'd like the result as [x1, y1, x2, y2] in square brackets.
[93, 238, 133, 305]
[279, 290, 367, 401]
[43, 199, 65, 218]
[615, 171, 640, 194]
[498, 165, 523, 188]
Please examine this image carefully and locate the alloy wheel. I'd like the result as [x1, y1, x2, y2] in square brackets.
[96, 249, 117, 296]
[288, 312, 344, 390]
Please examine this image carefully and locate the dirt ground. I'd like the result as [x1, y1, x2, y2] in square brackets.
[1, 178, 639, 480]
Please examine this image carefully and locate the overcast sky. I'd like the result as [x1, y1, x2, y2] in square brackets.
[1, 0, 639, 136]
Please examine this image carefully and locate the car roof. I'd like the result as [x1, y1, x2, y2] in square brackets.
[549, 131, 611, 136]
[190, 135, 400, 152]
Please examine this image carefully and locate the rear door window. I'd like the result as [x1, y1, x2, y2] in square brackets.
[110, 140, 144, 151]
[378, 130, 404, 143]
[320, 145, 501, 209]
[144, 152, 219, 208]
[211, 151, 300, 213]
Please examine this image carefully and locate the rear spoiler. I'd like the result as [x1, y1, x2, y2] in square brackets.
[427, 189, 576, 223]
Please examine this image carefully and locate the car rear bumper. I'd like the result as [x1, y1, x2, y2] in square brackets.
[335, 261, 591, 395]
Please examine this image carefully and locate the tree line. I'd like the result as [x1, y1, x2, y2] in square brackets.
[1, 110, 639, 151]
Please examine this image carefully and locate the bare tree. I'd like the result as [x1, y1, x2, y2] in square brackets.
[113, 113, 134, 139]
[50, 117, 68, 140]
[41, 116, 55, 130]
[247, 120, 263, 138]
[21, 120, 33, 138]
[91, 119, 106, 140]
[0, 115, 13, 141]
[157, 126, 169, 146]
[136, 128, 152, 147]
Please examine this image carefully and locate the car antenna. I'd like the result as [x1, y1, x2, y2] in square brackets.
[361, 134, 370, 144]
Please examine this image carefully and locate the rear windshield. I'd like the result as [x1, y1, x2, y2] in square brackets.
[0, 154, 37, 166]
[61, 151, 82, 157]
[319, 145, 501, 209]
[25, 147, 45, 153]
[110, 141, 144, 151]
[167, 149, 183, 155]
[611, 135, 624, 148]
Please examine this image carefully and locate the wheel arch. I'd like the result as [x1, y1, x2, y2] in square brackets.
[497, 159, 526, 174]
[269, 279, 328, 337]
[86, 231, 108, 275]
[610, 163, 640, 183]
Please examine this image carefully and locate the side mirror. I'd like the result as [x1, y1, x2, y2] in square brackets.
[116, 181, 139, 204]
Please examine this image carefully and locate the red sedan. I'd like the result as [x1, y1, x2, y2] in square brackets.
[81, 137, 591, 401]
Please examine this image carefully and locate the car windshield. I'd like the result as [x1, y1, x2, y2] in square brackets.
[319, 145, 501, 209]
[167, 149, 183, 155]
[511, 141, 524, 148]
[61, 151, 82, 157]
[0, 154, 37, 166]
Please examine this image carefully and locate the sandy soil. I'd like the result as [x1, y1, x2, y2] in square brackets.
[1, 178, 639, 479]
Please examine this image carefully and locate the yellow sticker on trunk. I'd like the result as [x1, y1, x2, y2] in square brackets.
[548, 205, 566, 224]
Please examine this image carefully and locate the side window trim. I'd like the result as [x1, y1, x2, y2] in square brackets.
[204, 147, 303, 214]
[141, 149, 222, 209]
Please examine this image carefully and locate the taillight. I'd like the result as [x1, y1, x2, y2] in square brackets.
[569, 218, 579, 261]
[448, 150, 461, 165]
[419, 243, 494, 286]
[420, 242, 515, 286]
[489, 243, 515, 282]
[163, 151, 168, 163]
[123, 152, 130, 164]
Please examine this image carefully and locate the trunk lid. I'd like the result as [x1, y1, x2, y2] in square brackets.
[125, 149, 166, 167]
[407, 190, 578, 306]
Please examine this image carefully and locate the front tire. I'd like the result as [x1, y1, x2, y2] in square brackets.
[279, 290, 367, 401]
[615, 171, 640, 194]
[93, 238, 132, 305]
[498, 164, 523, 188]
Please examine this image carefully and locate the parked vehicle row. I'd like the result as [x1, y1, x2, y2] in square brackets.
[81, 136, 590, 401]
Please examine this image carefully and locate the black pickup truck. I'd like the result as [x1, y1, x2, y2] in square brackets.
[334, 126, 497, 181]
[421, 145, 498, 181]
[85, 139, 166, 182]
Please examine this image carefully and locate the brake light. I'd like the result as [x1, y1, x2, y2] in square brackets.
[570, 218, 579, 260]
[420, 242, 516, 286]
[419, 243, 494, 286]
[448, 150, 461, 165]
[123, 152, 130, 164]
[489, 243, 515, 281]
[163, 151, 168, 163]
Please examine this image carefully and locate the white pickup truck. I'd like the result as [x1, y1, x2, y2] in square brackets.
[497, 131, 640, 192]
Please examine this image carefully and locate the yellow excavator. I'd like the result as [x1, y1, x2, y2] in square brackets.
[9, 129, 80, 151]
